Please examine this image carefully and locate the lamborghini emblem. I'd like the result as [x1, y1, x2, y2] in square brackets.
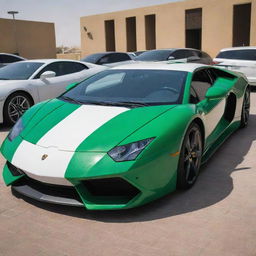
[41, 154, 48, 160]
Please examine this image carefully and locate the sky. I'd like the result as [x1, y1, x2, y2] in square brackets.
[0, 0, 180, 47]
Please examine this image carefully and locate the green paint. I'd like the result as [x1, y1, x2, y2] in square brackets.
[2, 164, 24, 186]
[22, 99, 80, 144]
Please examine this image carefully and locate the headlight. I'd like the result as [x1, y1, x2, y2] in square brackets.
[108, 138, 154, 162]
[8, 118, 24, 141]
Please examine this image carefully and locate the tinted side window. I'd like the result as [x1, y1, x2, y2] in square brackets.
[34, 63, 62, 78]
[216, 50, 256, 61]
[172, 50, 195, 59]
[208, 68, 236, 81]
[34, 62, 87, 79]
[190, 86, 200, 104]
[0, 55, 22, 63]
[110, 53, 131, 62]
[61, 62, 88, 74]
[98, 53, 130, 64]
[191, 70, 213, 101]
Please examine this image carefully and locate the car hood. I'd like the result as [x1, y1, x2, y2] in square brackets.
[21, 99, 176, 152]
[0, 80, 25, 85]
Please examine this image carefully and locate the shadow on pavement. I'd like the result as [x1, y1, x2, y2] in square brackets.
[12, 114, 256, 222]
[0, 124, 11, 132]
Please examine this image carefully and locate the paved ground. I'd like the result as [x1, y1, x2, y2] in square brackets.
[0, 93, 256, 256]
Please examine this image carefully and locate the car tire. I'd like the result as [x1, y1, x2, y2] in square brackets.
[240, 87, 250, 128]
[177, 123, 203, 190]
[3, 92, 33, 125]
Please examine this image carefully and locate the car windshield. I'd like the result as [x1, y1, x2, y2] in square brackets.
[135, 50, 174, 61]
[81, 53, 105, 63]
[60, 69, 187, 106]
[0, 62, 44, 80]
[216, 49, 256, 61]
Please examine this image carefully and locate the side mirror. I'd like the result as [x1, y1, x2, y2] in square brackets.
[66, 82, 78, 91]
[205, 86, 228, 100]
[168, 56, 175, 60]
[40, 71, 56, 80]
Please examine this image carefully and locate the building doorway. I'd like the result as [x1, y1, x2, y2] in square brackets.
[233, 3, 251, 47]
[145, 14, 156, 50]
[126, 17, 137, 52]
[105, 20, 116, 51]
[185, 8, 202, 50]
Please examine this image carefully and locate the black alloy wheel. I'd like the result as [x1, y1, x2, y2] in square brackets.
[4, 92, 32, 125]
[177, 123, 203, 189]
[240, 87, 250, 128]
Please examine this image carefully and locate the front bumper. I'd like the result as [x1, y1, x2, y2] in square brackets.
[3, 161, 168, 210]
[2, 138, 179, 210]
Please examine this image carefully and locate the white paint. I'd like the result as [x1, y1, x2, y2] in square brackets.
[37, 105, 128, 150]
[12, 140, 74, 186]
[203, 98, 226, 137]
[113, 62, 205, 72]
[11, 105, 128, 185]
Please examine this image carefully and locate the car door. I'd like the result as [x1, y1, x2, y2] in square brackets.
[31, 61, 88, 101]
[190, 68, 226, 142]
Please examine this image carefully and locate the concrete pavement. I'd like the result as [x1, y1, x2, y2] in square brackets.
[0, 93, 256, 256]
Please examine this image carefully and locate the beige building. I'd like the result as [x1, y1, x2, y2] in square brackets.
[0, 18, 56, 59]
[80, 0, 256, 58]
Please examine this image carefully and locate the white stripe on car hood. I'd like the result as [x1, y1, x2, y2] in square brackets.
[12, 140, 74, 185]
[37, 105, 128, 151]
[11, 105, 128, 184]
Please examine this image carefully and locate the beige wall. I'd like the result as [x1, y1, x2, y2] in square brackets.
[56, 53, 81, 60]
[0, 18, 56, 59]
[80, 0, 256, 58]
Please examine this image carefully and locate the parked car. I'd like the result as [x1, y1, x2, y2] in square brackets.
[134, 48, 212, 64]
[214, 47, 256, 87]
[81, 52, 132, 65]
[1, 63, 250, 210]
[127, 52, 137, 59]
[0, 53, 26, 68]
[134, 50, 146, 56]
[0, 59, 106, 124]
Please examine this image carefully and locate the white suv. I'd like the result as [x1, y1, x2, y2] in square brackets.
[214, 47, 256, 87]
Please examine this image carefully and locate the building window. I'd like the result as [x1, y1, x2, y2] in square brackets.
[126, 17, 137, 52]
[145, 14, 156, 50]
[233, 3, 251, 47]
[105, 20, 116, 51]
[185, 8, 202, 50]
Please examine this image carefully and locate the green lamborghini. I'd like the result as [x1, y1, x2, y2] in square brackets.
[1, 63, 250, 210]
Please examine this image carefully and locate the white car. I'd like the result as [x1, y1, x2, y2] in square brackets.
[0, 59, 107, 124]
[214, 47, 256, 87]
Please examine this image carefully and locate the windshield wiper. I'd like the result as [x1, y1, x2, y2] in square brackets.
[60, 97, 150, 108]
[60, 96, 83, 104]
[111, 101, 150, 107]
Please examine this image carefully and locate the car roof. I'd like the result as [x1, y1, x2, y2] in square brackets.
[219, 46, 256, 52]
[20, 59, 88, 64]
[143, 48, 200, 52]
[87, 52, 129, 56]
[112, 62, 206, 72]
[0, 53, 26, 60]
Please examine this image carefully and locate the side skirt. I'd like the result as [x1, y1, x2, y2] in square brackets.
[201, 121, 240, 164]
